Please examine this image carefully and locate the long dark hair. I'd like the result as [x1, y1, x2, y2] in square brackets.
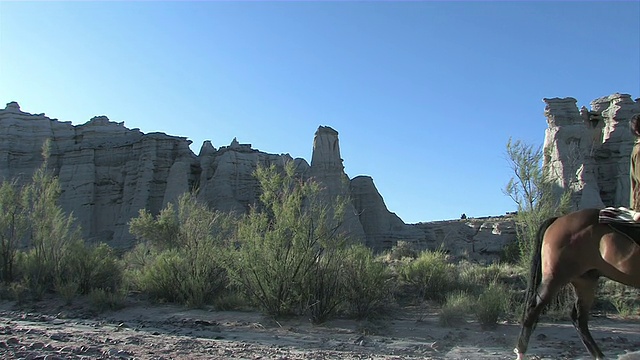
[630, 114, 640, 137]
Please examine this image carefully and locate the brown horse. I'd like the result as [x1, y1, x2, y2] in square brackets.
[515, 208, 640, 360]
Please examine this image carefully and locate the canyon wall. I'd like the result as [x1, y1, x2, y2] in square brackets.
[0, 102, 427, 251]
[7, 98, 594, 259]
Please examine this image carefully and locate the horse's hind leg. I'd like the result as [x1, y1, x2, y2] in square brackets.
[515, 278, 563, 359]
[571, 275, 605, 359]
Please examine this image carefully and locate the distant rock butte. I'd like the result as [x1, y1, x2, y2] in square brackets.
[543, 93, 640, 210]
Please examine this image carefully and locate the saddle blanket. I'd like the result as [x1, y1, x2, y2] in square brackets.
[599, 207, 640, 225]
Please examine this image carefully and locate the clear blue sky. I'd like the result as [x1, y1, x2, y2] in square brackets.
[1, 1, 639, 223]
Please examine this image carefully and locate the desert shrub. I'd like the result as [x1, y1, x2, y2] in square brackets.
[122, 241, 155, 295]
[225, 161, 350, 321]
[62, 242, 123, 295]
[127, 192, 231, 307]
[439, 291, 474, 326]
[4, 281, 29, 304]
[399, 249, 457, 303]
[500, 239, 520, 264]
[126, 247, 224, 308]
[17, 252, 49, 300]
[341, 244, 394, 319]
[541, 284, 576, 321]
[129, 204, 179, 250]
[130, 248, 184, 303]
[475, 281, 510, 329]
[384, 241, 418, 261]
[122, 241, 154, 275]
[458, 261, 511, 295]
[213, 287, 251, 311]
[18, 220, 81, 299]
[179, 247, 227, 308]
[11, 140, 83, 298]
[304, 251, 345, 323]
[610, 295, 638, 317]
[598, 280, 640, 317]
[89, 288, 127, 313]
[55, 279, 79, 305]
[0, 180, 28, 284]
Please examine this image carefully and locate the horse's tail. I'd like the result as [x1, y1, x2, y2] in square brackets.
[520, 216, 558, 322]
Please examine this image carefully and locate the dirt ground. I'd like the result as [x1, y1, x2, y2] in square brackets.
[1, 297, 640, 360]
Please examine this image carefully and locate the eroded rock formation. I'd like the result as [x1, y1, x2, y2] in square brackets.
[0, 102, 199, 248]
[543, 93, 640, 209]
[412, 216, 517, 263]
[0, 102, 423, 251]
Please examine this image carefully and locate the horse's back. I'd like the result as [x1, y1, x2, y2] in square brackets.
[546, 208, 601, 241]
[541, 208, 605, 279]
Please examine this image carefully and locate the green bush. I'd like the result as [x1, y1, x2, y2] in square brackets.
[6, 141, 85, 298]
[17, 251, 48, 300]
[0, 180, 28, 284]
[127, 193, 231, 307]
[5, 281, 28, 304]
[598, 280, 640, 317]
[225, 162, 351, 320]
[458, 261, 510, 295]
[341, 244, 394, 319]
[610, 296, 638, 317]
[16, 235, 82, 301]
[475, 281, 510, 329]
[89, 288, 127, 313]
[384, 241, 418, 261]
[124, 245, 226, 307]
[400, 249, 457, 303]
[500, 239, 520, 264]
[138, 249, 187, 303]
[544, 284, 575, 321]
[213, 287, 251, 311]
[440, 291, 474, 326]
[304, 252, 344, 323]
[55, 280, 79, 305]
[180, 251, 227, 308]
[63, 242, 123, 295]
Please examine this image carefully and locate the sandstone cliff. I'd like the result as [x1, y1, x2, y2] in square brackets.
[0, 102, 424, 251]
[0, 102, 199, 248]
[543, 93, 640, 209]
[412, 216, 516, 263]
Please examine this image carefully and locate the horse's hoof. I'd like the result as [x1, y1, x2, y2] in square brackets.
[513, 348, 525, 360]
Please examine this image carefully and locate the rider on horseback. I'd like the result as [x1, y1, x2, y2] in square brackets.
[629, 114, 640, 221]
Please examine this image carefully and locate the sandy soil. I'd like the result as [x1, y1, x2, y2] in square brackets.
[1, 297, 639, 360]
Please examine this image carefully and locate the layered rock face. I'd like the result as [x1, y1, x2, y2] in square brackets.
[543, 93, 640, 209]
[412, 216, 516, 263]
[0, 102, 199, 248]
[195, 138, 298, 214]
[0, 102, 422, 251]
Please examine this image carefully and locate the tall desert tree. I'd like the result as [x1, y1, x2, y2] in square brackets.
[505, 138, 545, 212]
[21, 139, 82, 293]
[504, 138, 570, 264]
